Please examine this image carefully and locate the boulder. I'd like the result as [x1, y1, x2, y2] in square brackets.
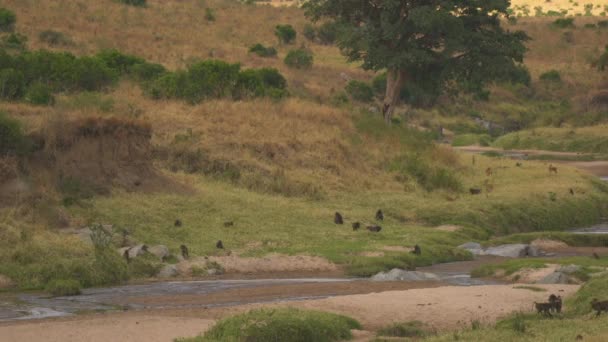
[371, 269, 440, 282]
[538, 271, 570, 284]
[557, 264, 582, 274]
[148, 245, 170, 261]
[485, 244, 529, 258]
[158, 265, 179, 278]
[128, 244, 149, 259]
[457, 242, 484, 256]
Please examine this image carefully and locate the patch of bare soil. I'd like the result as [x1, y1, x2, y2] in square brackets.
[434, 225, 462, 232]
[553, 161, 608, 178]
[530, 239, 569, 251]
[511, 264, 560, 283]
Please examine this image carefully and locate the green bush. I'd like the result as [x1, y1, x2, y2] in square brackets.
[130, 61, 166, 80]
[117, 0, 147, 7]
[275, 24, 296, 44]
[25, 82, 55, 105]
[552, 18, 575, 28]
[378, 321, 429, 338]
[0, 111, 30, 156]
[1, 33, 27, 51]
[96, 49, 145, 75]
[128, 253, 163, 278]
[390, 154, 463, 192]
[0, 8, 16, 32]
[284, 48, 313, 69]
[248, 43, 277, 57]
[205, 8, 215, 22]
[317, 21, 343, 45]
[45, 279, 82, 296]
[345, 80, 374, 102]
[0, 68, 25, 99]
[38, 30, 73, 46]
[185, 308, 361, 342]
[303, 23, 316, 41]
[539, 70, 562, 82]
[599, 20, 608, 28]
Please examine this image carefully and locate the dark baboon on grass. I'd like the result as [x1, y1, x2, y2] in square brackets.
[366, 225, 382, 232]
[534, 302, 553, 316]
[352, 222, 361, 231]
[591, 299, 608, 316]
[174, 219, 183, 227]
[569, 188, 575, 195]
[123, 249, 130, 263]
[375, 209, 384, 221]
[216, 240, 224, 249]
[548, 294, 562, 313]
[485, 167, 493, 177]
[334, 212, 344, 225]
[593, 252, 600, 259]
[469, 187, 482, 195]
[549, 165, 558, 174]
[516, 162, 522, 167]
[180, 244, 189, 259]
[412, 245, 421, 255]
[224, 221, 234, 227]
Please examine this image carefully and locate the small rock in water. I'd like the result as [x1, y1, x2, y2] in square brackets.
[371, 269, 440, 282]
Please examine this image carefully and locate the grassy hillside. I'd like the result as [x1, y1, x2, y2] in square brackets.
[493, 125, 608, 153]
[1, 0, 608, 290]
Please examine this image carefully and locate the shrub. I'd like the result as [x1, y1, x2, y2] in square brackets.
[303, 23, 316, 41]
[552, 18, 575, 28]
[117, 0, 147, 7]
[345, 80, 374, 102]
[191, 308, 361, 342]
[390, 154, 463, 192]
[584, 23, 597, 29]
[45, 279, 81, 296]
[38, 30, 73, 46]
[284, 48, 313, 69]
[317, 21, 343, 45]
[96, 49, 145, 75]
[539, 70, 562, 82]
[25, 82, 55, 105]
[1, 33, 27, 51]
[205, 8, 215, 21]
[130, 61, 166, 80]
[377, 321, 429, 338]
[128, 253, 163, 278]
[0, 8, 16, 32]
[248, 43, 277, 57]
[0, 68, 25, 100]
[0, 111, 30, 156]
[599, 20, 608, 28]
[275, 24, 296, 44]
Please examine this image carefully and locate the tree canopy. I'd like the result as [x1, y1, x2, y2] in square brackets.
[303, 0, 529, 123]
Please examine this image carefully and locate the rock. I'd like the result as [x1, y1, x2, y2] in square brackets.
[371, 269, 440, 282]
[157, 265, 179, 278]
[458, 242, 484, 256]
[525, 245, 542, 257]
[485, 244, 529, 258]
[148, 245, 170, 261]
[0, 274, 15, 289]
[538, 271, 570, 284]
[76, 227, 93, 245]
[128, 244, 149, 259]
[557, 264, 582, 274]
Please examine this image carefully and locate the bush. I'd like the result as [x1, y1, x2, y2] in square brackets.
[303, 23, 316, 41]
[25, 82, 55, 105]
[38, 30, 73, 46]
[96, 49, 145, 74]
[248, 43, 277, 58]
[0, 68, 25, 100]
[0, 111, 30, 156]
[1, 33, 27, 51]
[0, 8, 16, 32]
[539, 70, 562, 82]
[284, 48, 313, 69]
[390, 154, 463, 192]
[275, 24, 296, 44]
[130, 61, 166, 80]
[117, 0, 147, 7]
[378, 321, 429, 338]
[205, 8, 215, 22]
[317, 21, 343, 45]
[45, 279, 82, 296]
[188, 308, 361, 342]
[599, 20, 608, 28]
[552, 18, 575, 28]
[345, 80, 374, 102]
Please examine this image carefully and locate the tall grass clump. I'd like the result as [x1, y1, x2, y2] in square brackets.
[345, 80, 374, 102]
[390, 154, 463, 192]
[377, 321, 431, 338]
[275, 24, 296, 44]
[0, 8, 16, 32]
[284, 48, 313, 69]
[178, 308, 361, 342]
[0, 111, 30, 156]
[552, 18, 575, 28]
[248, 43, 277, 58]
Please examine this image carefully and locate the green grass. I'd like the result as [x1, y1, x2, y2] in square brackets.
[45, 279, 81, 296]
[513, 285, 547, 292]
[176, 308, 361, 342]
[493, 126, 608, 154]
[377, 321, 432, 338]
[452, 133, 493, 147]
[486, 232, 608, 247]
[471, 256, 608, 278]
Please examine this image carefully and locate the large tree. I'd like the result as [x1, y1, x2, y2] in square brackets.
[303, 0, 529, 123]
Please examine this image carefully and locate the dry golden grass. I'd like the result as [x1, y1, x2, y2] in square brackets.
[512, 0, 607, 16]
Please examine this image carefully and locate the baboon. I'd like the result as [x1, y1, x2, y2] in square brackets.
[548, 294, 562, 313]
[216, 240, 224, 249]
[549, 165, 558, 174]
[334, 212, 344, 225]
[412, 245, 421, 255]
[534, 302, 553, 316]
[575, 335, 583, 341]
[366, 225, 382, 232]
[569, 188, 575, 196]
[352, 222, 361, 231]
[174, 219, 183, 227]
[593, 252, 600, 259]
[180, 244, 189, 259]
[469, 187, 482, 195]
[472, 155, 476, 165]
[591, 299, 608, 316]
[123, 249, 130, 263]
[375, 209, 384, 221]
[485, 167, 493, 177]
[516, 162, 522, 167]
[223, 221, 234, 227]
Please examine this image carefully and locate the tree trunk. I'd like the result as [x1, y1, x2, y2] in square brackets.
[382, 69, 407, 124]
